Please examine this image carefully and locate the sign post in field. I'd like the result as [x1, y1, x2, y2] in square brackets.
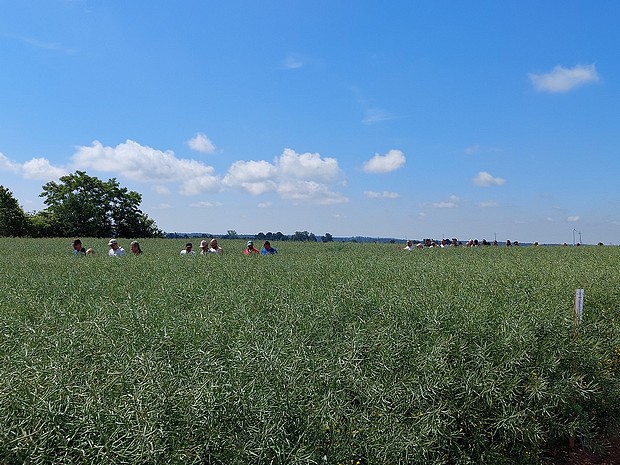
[574, 288, 584, 327]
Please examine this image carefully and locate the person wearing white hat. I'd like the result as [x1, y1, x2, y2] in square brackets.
[199, 240, 210, 254]
[108, 239, 126, 257]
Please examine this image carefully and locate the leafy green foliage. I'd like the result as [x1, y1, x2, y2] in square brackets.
[1, 240, 619, 464]
[39, 171, 162, 238]
[0, 185, 30, 236]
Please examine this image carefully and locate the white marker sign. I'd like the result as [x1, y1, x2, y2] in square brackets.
[575, 288, 584, 324]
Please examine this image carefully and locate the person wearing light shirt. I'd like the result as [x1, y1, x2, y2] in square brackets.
[108, 239, 126, 257]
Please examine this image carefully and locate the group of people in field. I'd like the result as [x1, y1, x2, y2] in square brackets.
[178, 239, 277, 256]
[401, 238, 531, 250]
[71, 238, 277, 257]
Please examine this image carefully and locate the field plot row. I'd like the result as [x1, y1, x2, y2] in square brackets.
[1, 239, 619, 464]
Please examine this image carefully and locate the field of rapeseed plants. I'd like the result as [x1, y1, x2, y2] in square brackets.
[1, 238, 619, 464]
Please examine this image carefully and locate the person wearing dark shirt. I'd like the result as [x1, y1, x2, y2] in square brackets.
[72, 239, 86, 255]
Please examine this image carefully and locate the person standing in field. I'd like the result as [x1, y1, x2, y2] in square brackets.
[244, 240, 260, 255]
[72, 239, 94, 255]
[130, 241, 142, 255]
[403, 240, 413, 251]
[209, 238, 223, 254]
[108, 239, 126, 257]
[260, 240, 277, 255]
[180, 242, 195, 255]
[199, 240, 210, 254]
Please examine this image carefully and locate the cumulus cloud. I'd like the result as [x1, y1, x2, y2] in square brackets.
[473, 171, 505, 187]
[432, 195, 459, 208]
[180, 176, 222, 196]
[277, 180, 348, 205]
[277, 148, 340, 182]
[0, 152, 66, 180]
[188, 133, 216, 154]
[568, 216, 580, 222]
[22, 158, 68, 180]
[72, 140, 222, 195]
[364, 190, 400, 199]
[362, 149, 406, 174]
[529, 64, 599, 93]
[223, 148, 347, 204]
[223, 160, 278, 195]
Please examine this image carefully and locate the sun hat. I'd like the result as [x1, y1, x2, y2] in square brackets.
[108, 239, 118, 246]
[200, 240, 208, 247]
[210, 238, 217, 245]
[247, 240, 253, 246]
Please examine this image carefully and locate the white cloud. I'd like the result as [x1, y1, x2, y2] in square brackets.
[432, 195, 459, 208]
[72, 140, 222, 195]
[69, 140, 346, 204]
[188, 133, 216, 154]
[277, 180, 348, 205]
[0, 153, 21, 173]
[22, 158, 68, 180]
[0, 153, 66, 180]
[568, 216, 580, 222]
[223, 148, 346, 204]
[362, 149, 406, 174]
[180, 175, 222, 196]
[364, 190, 400, 199]
[258, 201, 273, 208]
[473, 171, 505, 187]
[277, 148, 340, 182]
[223, 160, 278, 195]
[529, 64, 599, 93]
[480, 201, 499, 208]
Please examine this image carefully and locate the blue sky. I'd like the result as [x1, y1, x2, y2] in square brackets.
[1, 1, 619, 244]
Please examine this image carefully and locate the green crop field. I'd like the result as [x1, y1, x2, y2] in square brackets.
[1, 238, 619, 464]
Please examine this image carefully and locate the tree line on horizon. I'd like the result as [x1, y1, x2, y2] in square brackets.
[165, 230, 335, 242]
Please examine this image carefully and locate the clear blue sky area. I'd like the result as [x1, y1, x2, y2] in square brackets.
[1, 1, 618, 244]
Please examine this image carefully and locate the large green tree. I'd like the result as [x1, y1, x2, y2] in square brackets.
[39, 171, 162, 238]
[0, 185, 30, 236]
